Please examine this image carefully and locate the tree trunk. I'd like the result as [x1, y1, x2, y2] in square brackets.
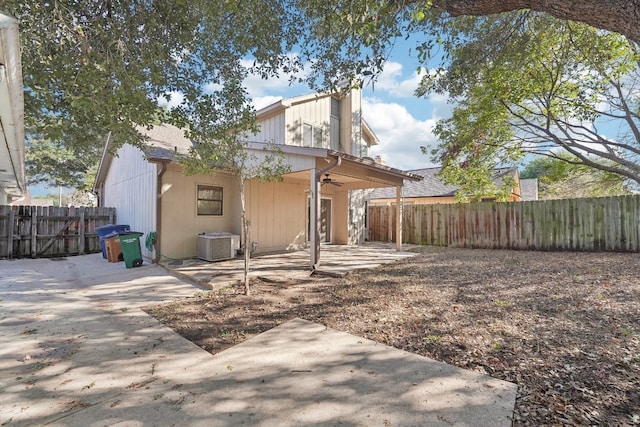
[430, 0, 640, 44]
[239, 178, 251, 296]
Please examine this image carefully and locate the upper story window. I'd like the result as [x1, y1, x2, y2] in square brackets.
[197, 185, 223, 216]
[303, 123, 323, 148]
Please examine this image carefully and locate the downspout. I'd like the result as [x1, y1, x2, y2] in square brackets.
[153, 160, 169, 264]
[311, 155, 342, 271]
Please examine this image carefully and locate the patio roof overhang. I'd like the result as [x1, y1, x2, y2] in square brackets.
[244, 142, 422, 189]
[242, 143, 422, 271]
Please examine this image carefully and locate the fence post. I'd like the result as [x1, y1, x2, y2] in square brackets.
[79, 209, 86, 254]
[30, 207, 37, 258]
[387, 205, 393, 242]
[7, 209, 15, 259]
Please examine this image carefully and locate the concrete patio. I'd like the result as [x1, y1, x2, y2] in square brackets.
[1, 245, 518, 426]
[163, 242, 421, 289]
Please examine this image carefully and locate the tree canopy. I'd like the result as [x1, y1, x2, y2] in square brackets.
[419, 12, 640, 192]
[521, 155, 632, 199]
[5, 0, 300, 187]
[5, 0, 640, 189]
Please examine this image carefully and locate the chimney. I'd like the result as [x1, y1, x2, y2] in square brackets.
[374, 155, 383, 164]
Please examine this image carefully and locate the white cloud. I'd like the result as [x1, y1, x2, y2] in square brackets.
[253, 95, 283, 111]
[240, 55, 311, 99]
[157, 91, 184, 110]
[363, 97, 439, 170]
[372, 61, 423, 98]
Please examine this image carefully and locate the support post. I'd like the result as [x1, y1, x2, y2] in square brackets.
[310, 168, 319, 270]
[396, 185, 402, 251]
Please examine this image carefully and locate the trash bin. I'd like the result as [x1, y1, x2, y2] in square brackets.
[118, 232, 144, 268]
[104, 234, 123, 263]
[95, 224, 130, 259]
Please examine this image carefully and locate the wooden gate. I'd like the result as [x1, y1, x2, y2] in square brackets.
[0, 205, 117, 258]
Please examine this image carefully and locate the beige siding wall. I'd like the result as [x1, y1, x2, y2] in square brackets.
[103, 144, 157, 260]
[245, 178, 308, 253]
[331, 189, 350, 244]
[160, 164, 241, 259]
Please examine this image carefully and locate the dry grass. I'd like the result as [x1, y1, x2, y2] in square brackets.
[145, 246, 640, 426]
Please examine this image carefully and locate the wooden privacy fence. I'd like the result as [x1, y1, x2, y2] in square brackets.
[369, 195, 640, 252]
[0, 205, 117, 259]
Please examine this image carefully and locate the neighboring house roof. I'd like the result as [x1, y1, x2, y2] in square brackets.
[369, 166, 518, 200]
[520, 178, 539, 201]
[139, 123, 194, 160]
[0, 11, 26, 198]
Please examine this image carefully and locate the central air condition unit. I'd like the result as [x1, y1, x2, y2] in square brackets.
[197, 232, 240, 262]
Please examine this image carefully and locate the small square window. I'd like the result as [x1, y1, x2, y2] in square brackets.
[197, 185, 223, 216]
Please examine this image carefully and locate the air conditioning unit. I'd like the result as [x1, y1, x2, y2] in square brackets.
[197, 232, 240, 262]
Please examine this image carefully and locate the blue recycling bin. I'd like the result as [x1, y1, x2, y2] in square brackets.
[95, 224, 130, 258]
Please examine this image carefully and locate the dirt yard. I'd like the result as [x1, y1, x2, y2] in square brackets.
[145, 246, 640, 426]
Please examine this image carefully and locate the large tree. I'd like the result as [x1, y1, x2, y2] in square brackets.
[6, 0, 640, 189]
[418, 12, 640, 192]
[4, 0, 299, 187]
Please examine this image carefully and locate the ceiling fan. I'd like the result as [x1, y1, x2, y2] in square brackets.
[321, 174, 343, 187]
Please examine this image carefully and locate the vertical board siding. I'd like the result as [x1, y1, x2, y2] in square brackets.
[0, 205, 117, 258]
[368, 195, 640, 252]
[103, 144, 157, 259]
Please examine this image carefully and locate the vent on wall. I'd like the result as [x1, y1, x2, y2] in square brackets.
[197, 232, 240, 262]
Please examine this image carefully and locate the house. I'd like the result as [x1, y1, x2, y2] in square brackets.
[0, 12, 26, 205]
[93, 88, 421, 269]
[369, 166, 522, 205]
[519, 178, 539, 201]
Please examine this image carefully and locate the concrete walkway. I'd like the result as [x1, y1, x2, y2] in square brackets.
[0, 253, 517, 426]
[165, 242, 421, 289]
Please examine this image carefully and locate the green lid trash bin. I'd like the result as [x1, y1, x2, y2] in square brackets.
[118, 232, 144, 268]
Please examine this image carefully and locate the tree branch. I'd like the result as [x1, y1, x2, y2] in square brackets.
[430, 0, 640, 44]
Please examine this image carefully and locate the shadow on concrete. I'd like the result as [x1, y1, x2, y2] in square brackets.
[0, 253, 516, 426]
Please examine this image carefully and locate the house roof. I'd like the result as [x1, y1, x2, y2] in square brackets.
[94, 123, 422, 192]
[255, 91, 334, 119]
[0, 11, 26, 197]
[369, 166, 517, 199]
[140, 123, 194, 160]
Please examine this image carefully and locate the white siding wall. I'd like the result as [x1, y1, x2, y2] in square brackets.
[286, 97, 332, 147]
[244, 147, 316, 173]
[253, 114, 286, 144]
[103, 144, 157, 260]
